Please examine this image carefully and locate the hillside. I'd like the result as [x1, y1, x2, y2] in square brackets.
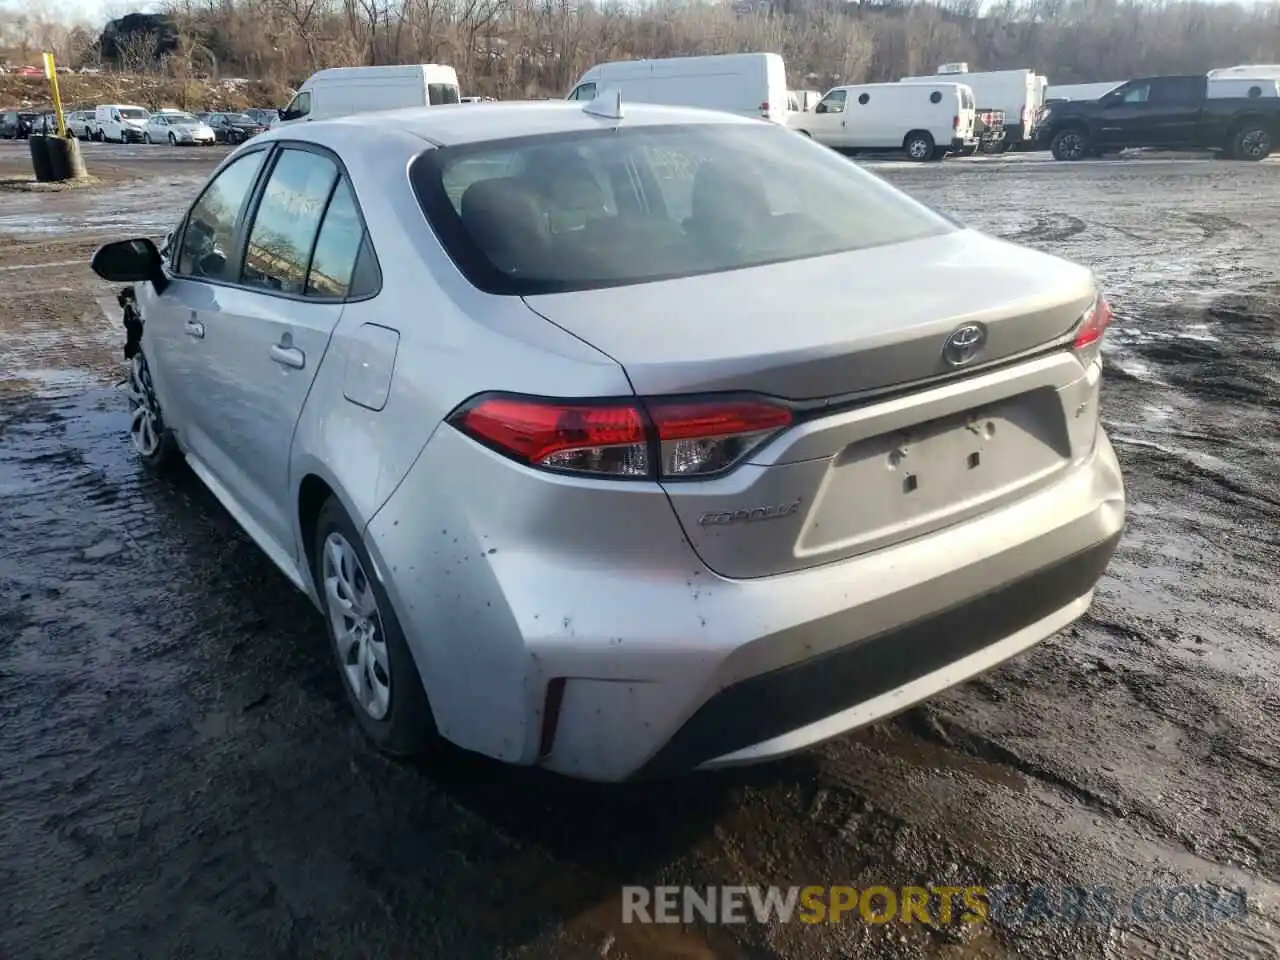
[0, 74, 289, 114]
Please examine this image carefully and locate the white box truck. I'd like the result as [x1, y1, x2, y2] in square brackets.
[566, 53, 789, 123]
[274, 64, 461, 127]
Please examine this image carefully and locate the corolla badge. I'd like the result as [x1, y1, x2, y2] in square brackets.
[942, 322, 988, 367]
[698, 499, 802, 526]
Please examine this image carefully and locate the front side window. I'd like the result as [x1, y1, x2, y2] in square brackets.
[428, 83, 460, 105]
[240, 149, 339, 295]
[568, 82, 597, 102]
[410, 121, 955, 296]
[286, 92, 312, 118]
[1120, 83, 1151, 104]
[818, 90, 847, 114]
[177, 150, 268, 279]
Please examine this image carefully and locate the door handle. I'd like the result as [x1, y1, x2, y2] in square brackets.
[270, 344, 305, 369]
[185, 319, 205, 339]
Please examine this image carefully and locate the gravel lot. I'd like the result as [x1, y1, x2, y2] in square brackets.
[1, 140, 1277, 960]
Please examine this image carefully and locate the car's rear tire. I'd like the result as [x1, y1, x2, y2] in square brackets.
[312, 496, 438, 757]
[1230, 123, 1272, 161]
[904, 131, 935, 162]
[1050, 128, 1090, 161]
[126, 352, 176, 470]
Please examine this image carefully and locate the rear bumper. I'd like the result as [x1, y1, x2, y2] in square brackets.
[366, 423, 1125, 782]
[640, 529, 1118, 777]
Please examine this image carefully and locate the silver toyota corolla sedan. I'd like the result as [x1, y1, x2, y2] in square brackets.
[91, 98, 1125, 781]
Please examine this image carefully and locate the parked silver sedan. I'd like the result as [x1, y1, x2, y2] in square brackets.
[91, 100, 1125, 781]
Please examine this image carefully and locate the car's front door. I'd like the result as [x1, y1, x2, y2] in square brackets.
[185, 145, 363, 553]
[1095, 81, 1158, 147]
[144, 147, 272, 447]
[808, 89, 849, 146]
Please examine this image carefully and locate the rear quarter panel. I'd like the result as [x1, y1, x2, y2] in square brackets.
[286, 131, 631, 589]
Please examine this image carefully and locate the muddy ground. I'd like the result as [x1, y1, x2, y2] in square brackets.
[0, 141, 1277, 960]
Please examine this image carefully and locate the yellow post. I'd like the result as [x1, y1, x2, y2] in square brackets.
[43, 52, 67, 138]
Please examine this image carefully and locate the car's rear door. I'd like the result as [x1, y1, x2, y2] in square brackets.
[183, 144, 368, 555]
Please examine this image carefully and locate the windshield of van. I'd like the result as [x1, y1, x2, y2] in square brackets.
[409, 121, 955, 296]
[120, 108, 149, 119]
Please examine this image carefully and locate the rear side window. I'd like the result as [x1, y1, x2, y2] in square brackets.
[410, 122, 954, 296]
[306, 179, 366, 298]
[428, 83, 460, 105]
[240, 148, 339, 295]
[177, 150, 268, 279]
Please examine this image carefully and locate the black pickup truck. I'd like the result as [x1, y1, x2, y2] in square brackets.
[1035, 74, 1280, 161]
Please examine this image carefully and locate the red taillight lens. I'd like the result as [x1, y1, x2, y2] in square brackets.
[448, 394, 793, 480]
[451, 397, 649, 477]
[648, 399, 793, 477]
[1073, 294, 1114, 350]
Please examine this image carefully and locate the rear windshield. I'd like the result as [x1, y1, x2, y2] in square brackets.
[428, 83, 460, 105]
[409, 122, 955, 295]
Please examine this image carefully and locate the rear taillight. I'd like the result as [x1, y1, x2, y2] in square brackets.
[759, 101, 770, 118]
[448, 394, 793, 480]
[953, 115, 959, 129]
[1021, 105, 1028, 124]
[1073, 294, 1114, 350]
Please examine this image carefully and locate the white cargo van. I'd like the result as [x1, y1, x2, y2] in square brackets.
[275, 64, 461, 127]
[566, 53, 789, 123]
[95, 104, 151, 143]
[1208, 64, 1280, 80]
[901, 65, 1041, 149]
[788, 81, 976, 161]
[1206, 77, 1280, 99]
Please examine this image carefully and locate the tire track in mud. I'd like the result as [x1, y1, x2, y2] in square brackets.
[998, 213, 1089, 245]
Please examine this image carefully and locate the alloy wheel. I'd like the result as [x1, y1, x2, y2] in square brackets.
[1056, 131, 1086, 161]
[126, 353, 162, 459]
[1239, 129, 1271, 160]
[322, 532, 392, 720]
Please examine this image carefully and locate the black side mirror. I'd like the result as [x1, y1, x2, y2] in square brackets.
[91, 238, 167, 293]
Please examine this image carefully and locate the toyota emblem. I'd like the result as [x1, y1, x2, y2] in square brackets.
[942, 323, 987, 367]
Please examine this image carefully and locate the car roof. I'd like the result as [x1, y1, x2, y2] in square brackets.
[266, 99, 758, 148]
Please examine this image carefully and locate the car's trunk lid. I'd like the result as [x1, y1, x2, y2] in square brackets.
[522, 230, 1094, 403]
[523, 229, 1101, 578]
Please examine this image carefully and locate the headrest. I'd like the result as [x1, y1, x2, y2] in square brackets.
[459, 177, 551, 273]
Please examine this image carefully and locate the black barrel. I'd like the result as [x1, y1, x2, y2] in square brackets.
[28, 134, 54, 182]
[46, 135, 86, 181]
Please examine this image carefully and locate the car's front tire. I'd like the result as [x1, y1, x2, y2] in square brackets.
[1050, 128, 1090, 161]
[313, 496, 438, 757]
[126, 352, 176, 469]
